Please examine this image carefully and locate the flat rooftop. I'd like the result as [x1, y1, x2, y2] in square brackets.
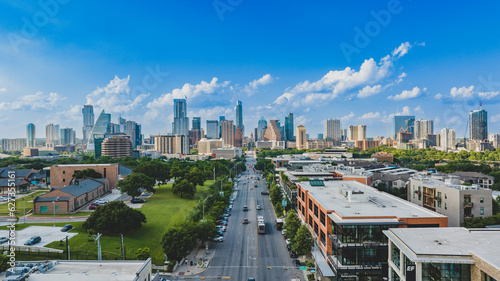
[411, 174, 486, 191]
[298, 181, 445, 222]
[384, 228, 500, 265]
[13, 260, 148, 281]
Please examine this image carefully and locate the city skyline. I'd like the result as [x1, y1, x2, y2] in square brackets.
[1, 2, 500, 139]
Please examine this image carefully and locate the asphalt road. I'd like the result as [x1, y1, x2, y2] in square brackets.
[168, 156, 303, 281]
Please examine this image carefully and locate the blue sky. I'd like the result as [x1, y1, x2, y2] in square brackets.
[1, 0, 500, 139]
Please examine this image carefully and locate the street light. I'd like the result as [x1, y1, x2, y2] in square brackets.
[202, 195, 213, 222]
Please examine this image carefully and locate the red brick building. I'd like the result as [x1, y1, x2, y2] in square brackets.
[49, 164, 132, 189]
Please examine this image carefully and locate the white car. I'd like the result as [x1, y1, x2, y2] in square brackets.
[94, 199, 109, 205]
[213, 236, 224, 242]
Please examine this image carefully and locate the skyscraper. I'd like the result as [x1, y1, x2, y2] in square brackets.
[45, 124, 59, 147]
[82, 105, 94, 145]
[470, 107, 488, 140]
[325, 119, 341, 140]
[348, 125, 366, 141]
[263, 120, 282, 142]
[173, 99, 189, 135]
[206, 120, 219, 139]
[284, 113, 294, 141]
[26, 123, 36, 148]
[296, 125, 306, 149]
[125, 121, 142, 148]
[192, 117, 201, 131]
[414, 119, 434, 140]
[441, 128, 456, 151]
[60, 128, 76, 145]
[393, 115, 415, 139]
[257, 117, 267, 141]
[235, 101, 244, 135]
[87, 110, 111, 151]
[220, 120, 234, 147]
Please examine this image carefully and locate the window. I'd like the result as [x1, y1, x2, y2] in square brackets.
[445, 202, 447, 210]
[40, 206, 48, 212]
[309, 215, 313, 227]
[480, 197, 484, 203]
[391, 241, 400, 270]
[320, 211, 326, 226]
[438, 200, 442, 208]
[62, 170, 65, 174]
[320, 231, 326, 245]
[309, 199, 313, 211]
[314, 204, 319, 218]
[62, 179, 65, 182]
[314, 222, 319, 235]
[302, 191, 305, 199]
[422, 262, 470, 281]
[55, 206, 59, 211]
[480, 207, 484, 215]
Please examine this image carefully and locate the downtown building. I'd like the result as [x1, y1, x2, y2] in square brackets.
[468, 106, 491, 152]
[296, 125, 307, 149]
[26, 123, 36, 148]
[101, 135, 132, 159]
[285, 113, 294, 141]
[45, 123, 60, 147]
[296, 180, 447, 280]
[206, 120, 219, 139]
[82, 104, 94, 146]
[393, 115, 415, 139]
[153, 134, 189, 155]
[220, 119, 234, 147]
[325, 119, 341, 141]
[1, 138, 27, 151]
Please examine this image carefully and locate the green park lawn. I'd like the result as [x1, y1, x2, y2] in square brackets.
[0, 190, 47, 217]
[13, 180, 213, 264]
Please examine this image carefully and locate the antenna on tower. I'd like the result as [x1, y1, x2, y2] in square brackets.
[479, 100, 482, 108]
[185, 95, 188, 100]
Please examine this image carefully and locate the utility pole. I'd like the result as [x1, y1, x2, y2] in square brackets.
[95, 233, 102, 260]
[120, 234, 124, 260]
[65, 236, 69, 260]
[23, 197, 25, 224]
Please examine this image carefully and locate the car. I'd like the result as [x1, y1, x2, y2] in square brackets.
[261, 191, 269, 195]
[141, 192, 152, 197]
[0, 196, 8, 202]
[213, 236, 224, 242]
[131, 198, 145, 204]
[290, 251, 298, 258]
[61, 224, 73, 232]
[217, 229, 224, 235]
[89, 204, 99, 210]
[243, 205, 248, 211]
[293, 260, 301, 267]
[248, 278, 256, 281]
[287, 244, 292, 251]
[254, 185, 257, 187]
[24, 236, 41, 246]
[256, 205, 261, 210]
[94, 199, 108, 204]
[0, 237, 8, 244]
[243, 218, 249, 224]
[221, 226, 227, 232]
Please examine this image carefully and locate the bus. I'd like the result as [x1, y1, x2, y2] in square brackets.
[258, 216, 265, 234]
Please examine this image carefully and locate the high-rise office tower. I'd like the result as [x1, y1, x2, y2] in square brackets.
[257, 117, 267, 141]
[192, 117, 201, 131]
[348, 125, 366, 141]
[173, 99, 189, 135]
[220, 120, 234, 147]
[318, 134, 324, 140]
[234, 127, 243, 147]
[235, 101, 244, 135]
[101, 136, 132, 159]
[206, 120, 219, 139]
[60, 128, 75, 145]
[45, 124, 58, 147]
[414, 119, 434, 140]
[87, 110, 111, 151]
[441, 128, 456, 151]
[219, 116, 225, 138]
[325, 119, 341, 140]
[284, 113, 294, 141]
[393, 115, 415, 139]
[470, 107, 488, 140]
[82, 105, 94, 145]
[263, 120, 282, 142]
[26, 123, 36, 148]
[296, 125, 306, 149]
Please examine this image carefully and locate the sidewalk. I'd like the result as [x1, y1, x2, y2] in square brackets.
[173, 246, 216, 276]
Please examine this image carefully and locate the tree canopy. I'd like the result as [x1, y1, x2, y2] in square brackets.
[172, 179, 196, 198]
[117, 172, 155, 199]
[72, 168, 103, 179]
[292, 225, 315, 255]
[83, 201, 147, 234]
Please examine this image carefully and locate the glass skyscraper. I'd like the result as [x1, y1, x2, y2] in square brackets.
[285, 113, 294, 141]
[87, 110, 111, 151]
[393, 115, 415, 139]
[82, 105, 94, 145]
[470, 108, 488, 140]
[26, 123, 36, 148]
[206, 120, 219, 139]
[257, 116, 267, 141]
[192, 117, 201, 131]
[173, 99, 189, 135]
[235, 101, 244, 134]
[325, 118, 341, 140]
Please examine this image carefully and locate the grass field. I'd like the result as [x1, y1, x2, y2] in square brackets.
[0, 190, 48, 216]
[33, 180, 214, 264]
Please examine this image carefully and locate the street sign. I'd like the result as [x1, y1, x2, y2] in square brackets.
[282, 200, 287, 207]
[299, 266, 307, 270]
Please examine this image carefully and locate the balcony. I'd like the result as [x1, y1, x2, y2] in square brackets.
[423, 192, 435, 198]
[327, 255, 383, 271]
[463, 202, 474, 208]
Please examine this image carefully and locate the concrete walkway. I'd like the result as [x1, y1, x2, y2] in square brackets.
[173, 246, 217, 276]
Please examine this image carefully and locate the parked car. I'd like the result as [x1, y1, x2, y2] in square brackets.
[89, 204, 99, 210]
[221, 226, 227, 232]
[287, 244, 291, 251]
[261, 191, 269, 195]
[254, 185, 257, 187]
[290, 251, 298, 258]
[131, 198, 145, 204]
[213, 236, 224, 242]
[24, 236, 41, 246]
[293, 260, 301, 267]
[256, 205, 261, 210]
[0, 237, 8, 244]
[61, 224, 73, 232]
[94, 199, 108, 204]
[141, 192, 152, 197]
[243, 218, 249, 224]
[0, 196, 8, 202]
[248, 278, 256, 281]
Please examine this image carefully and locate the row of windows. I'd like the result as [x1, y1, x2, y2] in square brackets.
[333, 222, 392, 244]
[40, 206, 59, 212]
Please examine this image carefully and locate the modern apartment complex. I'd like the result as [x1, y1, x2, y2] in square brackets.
[408, 173, 493, 227]
[296, 180, 447, 280]
[101, 135, 132, 158]
[153, 134, 189, 155]
[1, 138, 27, 151]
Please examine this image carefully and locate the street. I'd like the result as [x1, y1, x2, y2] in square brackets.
[167, 155, 303, 281]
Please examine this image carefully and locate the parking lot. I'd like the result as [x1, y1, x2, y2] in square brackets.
[0, 226, 78, 247]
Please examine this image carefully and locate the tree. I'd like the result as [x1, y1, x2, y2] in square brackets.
[292, 225, 314, 255]
[188, 167, 205, 187]
[0, 254, 9, 272]
[196, 220, 218, 243]
[117, 173, 155, 199]
[73, 168, 103, 179]
[172, 179, 196, 198]
[161, 227, 196, 262]
[134, 161, 170, 184]
[83, 201, 146, 234]
[285, 210, 301, 241]
[270, 185, 281, 206]
[298, 176, 310, 181]
[134, 247, 151, 260]
[170, 165, 186, 180]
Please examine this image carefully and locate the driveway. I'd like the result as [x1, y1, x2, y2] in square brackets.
[0, 225, 77, 247]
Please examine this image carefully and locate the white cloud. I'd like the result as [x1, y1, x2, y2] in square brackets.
[56, 104, 82, 122]
[340, 112, 355, 122]
[491, 114, 500, 123]
[86, 75, 149, 113]
[399, 106, 412, 116]
[357, 85, 383, 98]
[396, 72, 407, 83]
[243, 74, 273, 96]
[358, 112, 380, 120]
[295, 115, 309, 126]
[478, 91, 500, 100]
[188, 106, 233, 121]
[446, 116, 462, 126]
[0, 88, 6, 92]
[0, 92, 65, 111]
[450, 85, 475, 99]
[391, 42, 412, 59]
[414, 105, 424, 114]
[417, 42, 426, 47]
[434, 93, 443, 99]
[388, 87, 423, 100]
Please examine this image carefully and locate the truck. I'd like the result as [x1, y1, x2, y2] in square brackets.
[276, 218, 284, 230]
[258, 216, 265, 234]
